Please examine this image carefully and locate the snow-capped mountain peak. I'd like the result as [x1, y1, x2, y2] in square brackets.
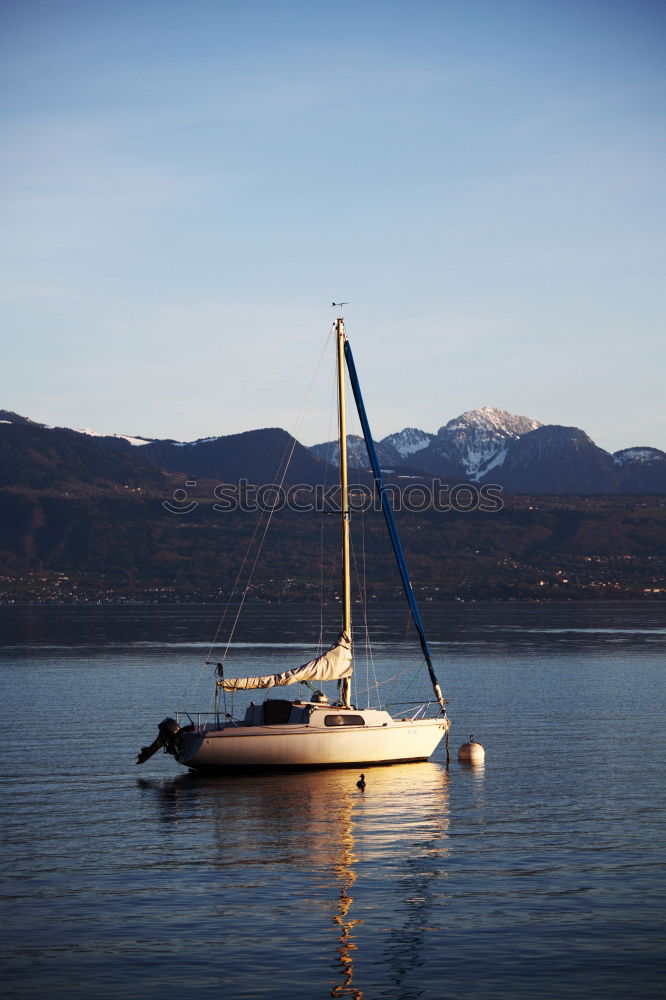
[439, 406, 541, 439]
[432, 407, 542, 480]
[380, 427, 434, 458]
[308, 408, 544, 478]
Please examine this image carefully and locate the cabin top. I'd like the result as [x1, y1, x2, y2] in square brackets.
[241, 699, 390, 728]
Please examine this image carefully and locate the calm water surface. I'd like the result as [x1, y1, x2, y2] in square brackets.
[1, 602, 665, 999]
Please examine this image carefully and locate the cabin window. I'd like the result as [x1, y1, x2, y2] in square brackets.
[262, 700, 294, 725]
[324, 714, 365, 727]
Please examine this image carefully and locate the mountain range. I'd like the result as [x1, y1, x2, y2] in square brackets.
[313, 406, 666, 493]
[1, 405, 665, 494]
[1, 407, 664, 603]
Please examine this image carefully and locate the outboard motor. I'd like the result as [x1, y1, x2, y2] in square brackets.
[136, 717, 181, 764]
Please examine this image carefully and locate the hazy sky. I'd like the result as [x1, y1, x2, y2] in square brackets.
[2, 0, 664, 452]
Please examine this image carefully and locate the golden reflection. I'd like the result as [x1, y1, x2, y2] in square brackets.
[331, 791, 362, 999]
[137, 762, 450, 996]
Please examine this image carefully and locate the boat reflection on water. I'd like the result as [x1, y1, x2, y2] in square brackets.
[331, 792, 361, 999]
[137, 762, 450, 997]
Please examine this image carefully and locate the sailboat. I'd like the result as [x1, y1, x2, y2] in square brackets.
[137, 315, 450, 772]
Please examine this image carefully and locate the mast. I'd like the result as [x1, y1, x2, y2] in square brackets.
[343, 339, 447, 716]
[336, 316, 352, 708]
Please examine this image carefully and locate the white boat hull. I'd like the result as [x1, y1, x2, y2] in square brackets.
[176, 716, 449, 771]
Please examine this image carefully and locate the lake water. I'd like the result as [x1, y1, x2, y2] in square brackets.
[1, 602, 665, 999]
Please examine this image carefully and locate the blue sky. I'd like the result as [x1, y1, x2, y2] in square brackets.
[1, 0, 664, 451]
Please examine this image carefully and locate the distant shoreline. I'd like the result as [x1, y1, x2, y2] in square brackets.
[1, 595, 663, 607]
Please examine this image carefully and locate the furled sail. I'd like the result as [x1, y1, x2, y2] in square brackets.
[217, 632, 352, 691]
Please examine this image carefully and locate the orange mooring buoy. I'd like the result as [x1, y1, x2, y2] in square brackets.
[458, 735, 485, 764]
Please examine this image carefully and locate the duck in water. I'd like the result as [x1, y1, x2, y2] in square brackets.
[356, 773, 366, 790]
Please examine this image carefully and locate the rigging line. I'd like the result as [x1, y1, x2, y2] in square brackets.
[353, 661, 424, 698]
[202, 431, 307, 667]
[318, 356, 338, 654]
[219, 474, 289, 664]
[214, 323, 337, 664]
[343, 503, 417, 707]
[343, 339, 446, 712]
[359, 505, 381, 708]
[394, 655, 427, 702]
[203, 368, 312, 653]
[356, 656, 425, 690]
[203, 499, 269, 664]
[205, 322, 336, 666]
[352, 440, 381, 708]
[204, 399, 316, 664]
[348, 534, 362, 708]
[347, 440, 378, 710]
[347, 421, 366, 708]
[353, 473, 379, 709]
[349, 529, 376, 710]
[317, 519, 325, 654]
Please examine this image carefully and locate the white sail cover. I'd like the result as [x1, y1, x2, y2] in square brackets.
[218, 632, 352, 691]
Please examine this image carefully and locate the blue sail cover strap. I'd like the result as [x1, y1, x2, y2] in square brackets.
[343, 340, 446, 709]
